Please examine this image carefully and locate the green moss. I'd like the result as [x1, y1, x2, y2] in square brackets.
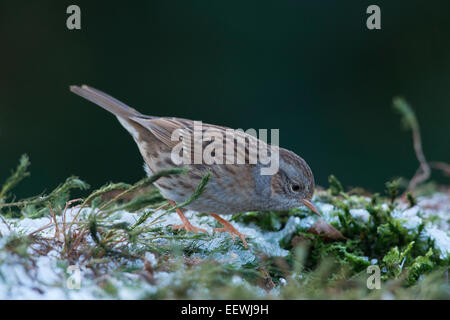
[328, 175, 344, 196]
[0, 154, 448, 300]
[385, 179, 401, 204]
[0, 154, 31, 201]
[406, 248, 435, 285]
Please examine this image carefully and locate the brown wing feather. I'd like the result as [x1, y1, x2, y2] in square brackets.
[131, 116, 269, 167]
[71, 85, 270, 168]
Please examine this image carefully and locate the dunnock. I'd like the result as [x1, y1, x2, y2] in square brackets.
[70, 85, 319, 247]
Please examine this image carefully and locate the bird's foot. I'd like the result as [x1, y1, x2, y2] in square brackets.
[169, 200, 208, 234]
[211, 214, 248, 248]
[172, 222, 208, 234]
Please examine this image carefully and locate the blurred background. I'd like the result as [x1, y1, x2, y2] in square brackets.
[0, 0, 449, 198]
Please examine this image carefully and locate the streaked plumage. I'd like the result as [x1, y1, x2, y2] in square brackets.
[70, 84, 319, 247]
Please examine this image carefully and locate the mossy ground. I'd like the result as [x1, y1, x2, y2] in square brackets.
[0, 99, 448, 299]
[0, 155, 448, 299]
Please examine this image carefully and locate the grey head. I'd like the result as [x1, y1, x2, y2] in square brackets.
[254, 148, 319, 214]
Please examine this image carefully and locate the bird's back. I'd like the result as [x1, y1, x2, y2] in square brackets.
[71, 85, 278, 214]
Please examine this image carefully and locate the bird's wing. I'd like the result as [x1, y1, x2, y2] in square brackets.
[130, 117, 196, 149]
[131, 116, 268, 165]
[71, 85, 270, 165]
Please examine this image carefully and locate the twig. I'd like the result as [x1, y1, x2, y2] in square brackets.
[62, 198, 83, 238]
[393, 97, 431, 191]
[430, 161, 450, 177]
[130, 171, 210, 230]
[28, 216, 54, 236]
[66, 168, 187, 256]
[0, 214, 12, 231]
[48, 203, 60, 241]
[97, 168, 186, 214]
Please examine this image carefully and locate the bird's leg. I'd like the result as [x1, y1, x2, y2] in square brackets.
[168, 200, 208, 234]
[211, 214, 248, 248]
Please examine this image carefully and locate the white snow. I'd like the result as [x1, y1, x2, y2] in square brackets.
[0, 192, 448, 299]
[350, 208, 370, 222]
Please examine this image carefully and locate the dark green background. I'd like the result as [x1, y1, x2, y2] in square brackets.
[1, 1, 449, 198]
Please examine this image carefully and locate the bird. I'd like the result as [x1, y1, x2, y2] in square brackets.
[70, 85, 320, 248]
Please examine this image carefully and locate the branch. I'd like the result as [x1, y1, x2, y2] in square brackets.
[393, 97, 431, 191]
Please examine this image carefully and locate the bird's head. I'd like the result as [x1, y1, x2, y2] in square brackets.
[268, 148, 320, 215]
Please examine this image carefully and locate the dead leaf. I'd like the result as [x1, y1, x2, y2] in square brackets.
[308, 218, 346, 242]
[257, 267, 275, 292]
[135, 258, 155, 284]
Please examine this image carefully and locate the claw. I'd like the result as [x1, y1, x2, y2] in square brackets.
[169, 200, 208, 234]
[172, 222, 208, 234]
[211, 214, 248, 248]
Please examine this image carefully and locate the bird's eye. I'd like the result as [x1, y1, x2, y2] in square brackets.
[291, 184, 301, 192]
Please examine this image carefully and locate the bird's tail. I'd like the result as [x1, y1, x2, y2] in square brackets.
[70, 85, 145, 119]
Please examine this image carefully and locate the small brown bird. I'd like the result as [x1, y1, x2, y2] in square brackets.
[70, 85, 319, 247]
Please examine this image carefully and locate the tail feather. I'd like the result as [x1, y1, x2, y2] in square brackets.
[70, 85, 145, 119]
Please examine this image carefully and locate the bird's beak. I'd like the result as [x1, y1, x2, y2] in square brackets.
[301, 199, 321, 216]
